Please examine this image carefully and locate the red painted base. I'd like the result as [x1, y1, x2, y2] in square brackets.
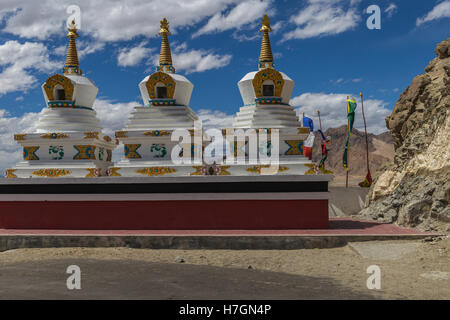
[0, 200, 329, 230]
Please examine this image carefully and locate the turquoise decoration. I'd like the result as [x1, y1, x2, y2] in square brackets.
[150, 144, 167, 158]
[49, 145, 64, 160]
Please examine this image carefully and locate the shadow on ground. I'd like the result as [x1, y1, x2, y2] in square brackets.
[0, 258, 377, 299]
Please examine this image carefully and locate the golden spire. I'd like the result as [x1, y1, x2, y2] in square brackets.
[259, 14, 274, 69]
[158, 18, 175, 73]
[64, 19, 82, 75]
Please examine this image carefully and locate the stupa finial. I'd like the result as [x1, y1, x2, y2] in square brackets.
[158, 18, 175, 73]
[259, 14, 274, 69]
[64, 19, 82, 76]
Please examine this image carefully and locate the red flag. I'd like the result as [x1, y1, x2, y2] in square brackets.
[359, 171, 372, 188]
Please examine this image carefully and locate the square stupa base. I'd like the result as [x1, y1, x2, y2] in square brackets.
[0, 175, 332, 230]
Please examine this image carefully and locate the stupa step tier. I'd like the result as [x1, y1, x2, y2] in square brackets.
[35, 108, 102, 133]
[8, 131, 117, 178]
[233, 104, 301, 128]
[125, 106, 199, 130]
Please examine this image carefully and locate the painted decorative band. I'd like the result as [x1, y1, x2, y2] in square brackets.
[148, 99, 176, 106]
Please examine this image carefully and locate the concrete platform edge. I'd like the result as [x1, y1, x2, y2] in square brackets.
[0, 234, 439, 252]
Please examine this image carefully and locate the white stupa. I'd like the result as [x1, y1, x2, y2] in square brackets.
[6, 20, 117, 178]
[224, 15, 315, 175]
[111, 18, 202, 177]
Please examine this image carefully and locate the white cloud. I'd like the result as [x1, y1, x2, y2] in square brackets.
[93, 99, 139, 135]
[0, 108, 41, 174]
[144, 42, 232, 74]
[0, 40, 59, 95]
[117, 42, 153, 67]
[197, 109, 235, 129]
[290, 92, 391, 134]
[173, 49, 232, 74]
[416, 1, 450, 26]
[193, 0, 272, 37]
[282, 0, 360, 41]
[0, 0, 258, 42]
[78, 41, 106, 58]
[385, 3, 398, 18]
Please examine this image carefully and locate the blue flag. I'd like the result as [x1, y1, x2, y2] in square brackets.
[303, 116, 314, 132]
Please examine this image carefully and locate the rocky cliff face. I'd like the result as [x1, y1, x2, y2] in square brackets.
[359, 39, 450, 232]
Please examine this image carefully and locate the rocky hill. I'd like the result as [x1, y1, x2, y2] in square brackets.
[359, 38, 450, 232]
[311, 126, 394, 177]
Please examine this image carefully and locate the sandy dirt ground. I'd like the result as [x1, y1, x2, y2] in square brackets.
[0, 237, 448, 299]
[329, 175, 365, 187]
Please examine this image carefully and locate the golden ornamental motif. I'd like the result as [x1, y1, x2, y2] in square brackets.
[159, 18, 171, 36]
[260, 14, 272, 32]
[136, 167, 176, 176]
[5, 169, 17, 178]
[73, 145, 96, 160]
[304, 163, 316, 175]
[124, 144, 142, 159]
[43, 74, 74, 101]
[103, 135, 112, 142]
[14, 134, 26, 141]
[190, 165, 231, 176]
[146, 71, 176, 100]
[40, 132, 69, 139]
[304, 163, 333, 175]
[23, 146, 40, 160]
[84, 132, 99, 139]
[32, 169, 71, 178]
[115, 131, 128, 138]
[107, 167, 121, 177]
[252, 68, 284, 98]
[246, 165, 289, 174]
[143, 130, 172, 137]
[85, 168, 100, 178]
[285, 140, 304, 156]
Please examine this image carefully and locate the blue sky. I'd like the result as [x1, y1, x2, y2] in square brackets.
[0, 0, 449, 171]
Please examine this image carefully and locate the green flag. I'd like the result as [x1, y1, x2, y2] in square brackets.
[343, 97, 357, 170]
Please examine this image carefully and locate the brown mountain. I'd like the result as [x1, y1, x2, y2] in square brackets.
[359, 38, 450, 232]
[311, 126, 394, 177]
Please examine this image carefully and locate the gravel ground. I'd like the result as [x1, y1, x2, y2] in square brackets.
[0, 237, 449, 299]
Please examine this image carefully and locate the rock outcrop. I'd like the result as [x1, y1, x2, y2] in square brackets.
[359, 39, 450, 232]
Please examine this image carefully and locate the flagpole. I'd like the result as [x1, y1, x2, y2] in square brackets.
[360, 92, 370, 175]
[346, 96, 349, 188]
[317, 110, 322, 132]
[302, 112, 305, 127]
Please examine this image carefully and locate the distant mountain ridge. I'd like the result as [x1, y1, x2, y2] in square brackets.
[311, 125, 394, 177]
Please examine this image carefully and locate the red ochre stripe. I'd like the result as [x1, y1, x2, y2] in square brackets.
[0, 199, 433, 235]
[0, 200, 329, 230]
